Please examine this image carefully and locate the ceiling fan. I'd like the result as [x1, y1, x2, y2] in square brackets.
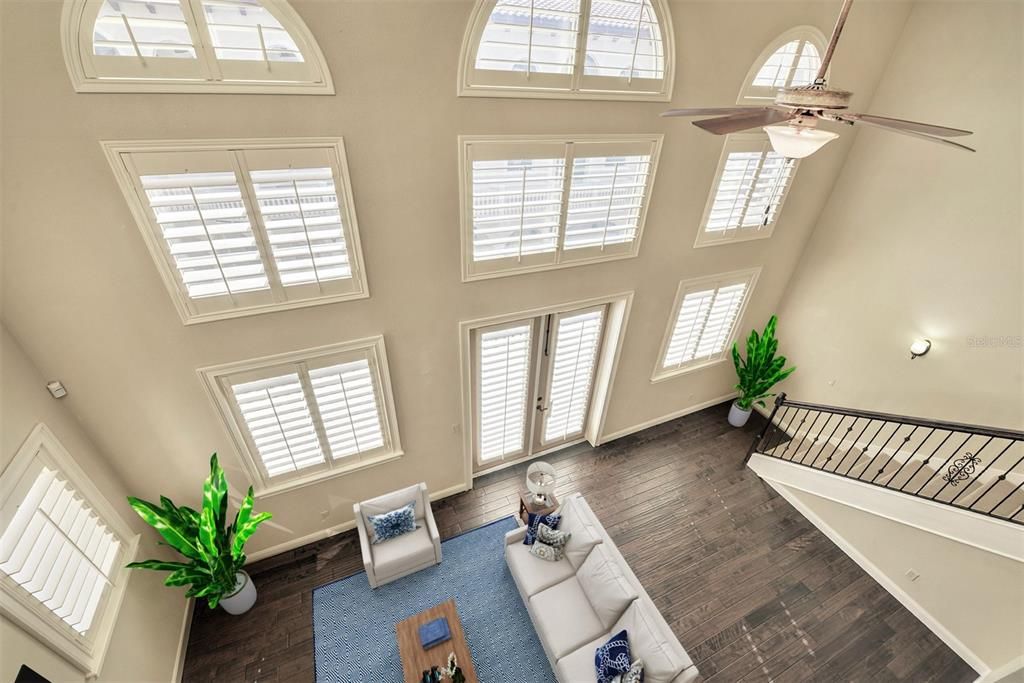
[661, 0, 975, 157]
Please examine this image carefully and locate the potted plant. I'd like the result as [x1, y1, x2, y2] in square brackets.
[125, 454, 272, 614]
[729, 315, 796, 427]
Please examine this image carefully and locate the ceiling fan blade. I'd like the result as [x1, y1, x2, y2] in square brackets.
[844, 113, 973, 137]
[661, 106, 773, 118]
[692, 109, 795, 135]
[838, 115, 975, 152]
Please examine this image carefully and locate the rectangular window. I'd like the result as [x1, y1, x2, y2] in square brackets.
[460, 135, 662, 280]
[695, 134, 797, 247]
[0, 425, 138, 676]
[198, 337, 402, 493]
[477, 323, 533, 462]
[103, 139, 368, 324]
[654, 268, 760, 380]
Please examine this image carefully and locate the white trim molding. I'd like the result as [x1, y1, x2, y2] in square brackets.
[61, 0, 334, 94]
[102, 137, 370, 325]
[457, 0, 675, 102]
[197, 336, 404, 496]
[596, 392, 737, 445]
[0, 424, 141, 677]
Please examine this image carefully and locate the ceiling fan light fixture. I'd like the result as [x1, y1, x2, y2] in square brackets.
[765, 123, 840, 159]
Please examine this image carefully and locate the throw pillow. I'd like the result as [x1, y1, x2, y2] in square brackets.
[529, 540, 564, 562]
[595, 629, 631, 683]
[611, 659, 644, 683]
[368, 501, 417, 544]
[536, 523, 571, 549]
[523, 512, 561, 545]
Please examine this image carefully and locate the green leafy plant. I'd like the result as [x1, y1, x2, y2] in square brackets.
[125, 454, 272, 609]
[731, 315, 796, 411]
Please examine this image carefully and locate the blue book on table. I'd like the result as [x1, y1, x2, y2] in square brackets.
[418, 617, 451, 648]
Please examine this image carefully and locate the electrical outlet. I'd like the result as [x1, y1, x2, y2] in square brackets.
[827, 379, 837, 387]
[905, 569, 920, 582]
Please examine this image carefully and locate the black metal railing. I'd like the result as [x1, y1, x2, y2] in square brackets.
[746, 393, 1024, 525]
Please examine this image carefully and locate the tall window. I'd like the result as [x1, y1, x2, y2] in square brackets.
[461, 135, 661, 280]
[738, 27, 826, 103]
[0, 425, 138, 676]
[62, 0, 333, 93]
[198, 337, 403, 493]
[695, 134, 798, 247]
[460, 0, 675, 100]
[654, 268, 759, 380]
[104, 139, 368, 324]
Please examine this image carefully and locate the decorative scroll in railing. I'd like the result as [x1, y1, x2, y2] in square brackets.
[746, 393, 1024, 525]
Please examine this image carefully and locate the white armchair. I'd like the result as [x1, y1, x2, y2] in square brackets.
[354, 482, 442, 588]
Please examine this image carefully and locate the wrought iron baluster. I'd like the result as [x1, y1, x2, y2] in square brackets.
[898, 431, 955, 492]
[833, 418, 872, 474]
[765, 406, 792, 454]
[791, 411, 826, 463]
[966, 449, 1024, 512]
[799, 413, 838, 465]
[777, 408, 807, 460]
[914, 434, 975, 497]
[882, 427, 936, 487]
[744, 393, 785, 466]
[870, 426, 919, 483]
[929, 436, 993, 502]
[857, 423, 906, 481]
[844, 420, 888, 476]
[813, 415, 849, 469]
[987, 477, 1024, 517]
[949, 440, 1013, 507]
[821, 417, 858, 471]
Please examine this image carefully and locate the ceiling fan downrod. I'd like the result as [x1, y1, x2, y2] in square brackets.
[816, 0, 855, 85]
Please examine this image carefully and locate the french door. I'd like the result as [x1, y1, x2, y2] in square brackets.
[472, 304, 607, 473]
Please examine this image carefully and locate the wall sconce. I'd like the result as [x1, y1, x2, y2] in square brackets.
[910, 339, 932, 359]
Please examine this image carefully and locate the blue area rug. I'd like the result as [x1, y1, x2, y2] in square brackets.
[312, 516, 557, 682]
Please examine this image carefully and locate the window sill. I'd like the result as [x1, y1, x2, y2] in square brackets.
[257, 450, 405, 498]
[651, 357, 730, 384]
[181, 289, 370, 326]
[463, 250, 639, 282]
[693, 228, 776, 249]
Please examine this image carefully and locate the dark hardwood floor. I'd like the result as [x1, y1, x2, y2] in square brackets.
[182, 402, 977, 682]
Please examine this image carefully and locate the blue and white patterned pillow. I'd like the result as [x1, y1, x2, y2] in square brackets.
[523, 512, 561, 546]
[612, 659, 644, 683]
[368, 501, 417, 544]
[595, 629, 631, 683]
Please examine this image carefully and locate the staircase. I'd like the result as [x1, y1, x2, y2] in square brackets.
[744, 394, 1024, 524]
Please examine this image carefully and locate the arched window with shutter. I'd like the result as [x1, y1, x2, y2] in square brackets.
[61, 0, 333, 93]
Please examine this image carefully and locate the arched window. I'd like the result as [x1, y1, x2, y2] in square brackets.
[61, 0, 333, 93]
[459, 0, 675, 101]
[737, 26, 826, 104]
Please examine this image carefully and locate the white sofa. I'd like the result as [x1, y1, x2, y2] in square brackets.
[354, 482, 441, 588]
[505, 493, 699, 683]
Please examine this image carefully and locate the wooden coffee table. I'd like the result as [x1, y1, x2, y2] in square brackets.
[395, 599, 477, 683]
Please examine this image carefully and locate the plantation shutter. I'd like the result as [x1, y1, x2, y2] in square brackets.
[0, 465, 122, 637]
[701, 136, 797, 242]
[543, 308, 604, 443]
[231, 372, 325, 477]
[752, 39, 821, 89]
[309, 360, 386, 459]
[582, 0, 665, 80]
[475, 0, 581, 76]
[477, 323, 533, 461]
[663, 278, 751, 369]
[198, 0, 303, 63]
[248, 166, 351, 287]
[139, 169, 269, 299]
[565, 153, 652, 250]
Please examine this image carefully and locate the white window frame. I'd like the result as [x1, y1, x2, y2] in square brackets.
[458, 0, 675, 101]
[737, 26, 827, 104]
[652, 267, 760, 382]
[61, 0, 334, 94]
[197, 336, 403, 496]
[103, 137, 369, 325]
[0, 424, 140, 677]
[694, 133, 799, 248]
[459, 134, 662, 281]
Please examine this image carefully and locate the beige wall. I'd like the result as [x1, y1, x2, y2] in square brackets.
[0, 327, 189, 682]
[775, 0, 1024, 429]
[0, 0, 911, 558]
[780, 484, 1024, 673]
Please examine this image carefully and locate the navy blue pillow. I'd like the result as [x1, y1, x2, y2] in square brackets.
[595, 629, 631, 683]
[523, 512, 561, 546]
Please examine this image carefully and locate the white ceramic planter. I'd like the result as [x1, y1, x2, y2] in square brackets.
[728, 401, 752, 427]
[220, 571, 257, 615]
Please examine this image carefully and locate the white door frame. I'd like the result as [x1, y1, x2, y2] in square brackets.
[458, 291, 635, 487]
